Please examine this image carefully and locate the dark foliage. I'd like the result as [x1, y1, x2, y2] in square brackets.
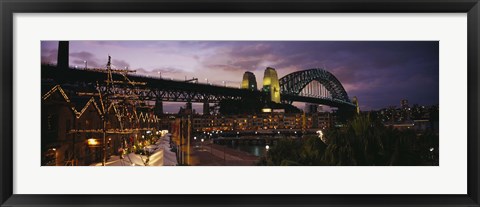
[258, 114, 439, 166]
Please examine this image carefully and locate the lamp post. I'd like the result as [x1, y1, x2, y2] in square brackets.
[201, 138, 204, 151]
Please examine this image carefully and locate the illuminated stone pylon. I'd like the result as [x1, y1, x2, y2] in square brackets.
[352, 96, 360, 114]
[262, 67, 281, 103]
[241, 71, 257, 91]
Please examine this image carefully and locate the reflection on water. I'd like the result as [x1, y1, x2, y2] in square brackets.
[228, 144, 265, 157]
[216, 140, 274, 157]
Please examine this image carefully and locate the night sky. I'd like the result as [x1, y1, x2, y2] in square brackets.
[41, 41, 439, 112]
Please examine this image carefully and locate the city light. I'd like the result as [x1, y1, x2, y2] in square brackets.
[316, 130, 324, 139]
[262, 108, 272, 113]
[87, 138, 99, 146]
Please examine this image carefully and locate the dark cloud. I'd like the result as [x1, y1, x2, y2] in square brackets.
[41, 49, 57, 64]
[68, 51, 132, 70]
[205, 64, 244, 72]
[70, 51, 95, 60]
[69, 51, 102, 68]
[135, 67, 185, 76]
[41, 41, 59, 64]
[153, 67, 184, 74]
[112, 59, 130, 69]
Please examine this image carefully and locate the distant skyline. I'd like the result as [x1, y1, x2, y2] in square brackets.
[41, 41, 439, 112]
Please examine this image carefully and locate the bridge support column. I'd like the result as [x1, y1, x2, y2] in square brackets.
[154, 99, 163, 115]
[185, 102, 193, 114]
[203, 99, 210, 115]
[306, 103, 318, 114]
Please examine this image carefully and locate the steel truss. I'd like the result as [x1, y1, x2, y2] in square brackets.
[279, 68, 354, 107]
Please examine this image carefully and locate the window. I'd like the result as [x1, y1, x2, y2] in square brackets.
[47, 115, 53, 130]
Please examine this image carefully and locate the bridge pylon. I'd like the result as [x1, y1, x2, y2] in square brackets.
[154, 99, 163, 115]
[203, 99, 210, 115]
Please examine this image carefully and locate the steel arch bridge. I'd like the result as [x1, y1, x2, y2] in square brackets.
[279, 68, 354, 108]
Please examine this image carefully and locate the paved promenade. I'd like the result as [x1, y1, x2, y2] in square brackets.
[188, 143, 259, 166]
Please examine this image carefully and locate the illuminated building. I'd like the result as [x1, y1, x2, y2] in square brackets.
[262, 67, 281, 103]
[241, 71, 257, 91]
[41, 84, 162, 166]
[401, 99, 409, 109]
[190, 112, 333, 132]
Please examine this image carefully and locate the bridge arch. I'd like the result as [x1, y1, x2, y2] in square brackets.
[279, 68, 350, 103]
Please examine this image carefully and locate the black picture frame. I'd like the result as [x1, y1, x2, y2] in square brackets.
[1, 0, 479, 206]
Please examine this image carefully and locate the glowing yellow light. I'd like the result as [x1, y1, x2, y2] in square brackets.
[262, 108, 272, 113]
[87, 138, 100, 146]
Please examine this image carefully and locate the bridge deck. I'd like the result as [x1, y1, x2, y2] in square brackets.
[41, 65, 355, 108]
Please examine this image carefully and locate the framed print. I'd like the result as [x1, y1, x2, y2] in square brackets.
[1, 0, 479, 206]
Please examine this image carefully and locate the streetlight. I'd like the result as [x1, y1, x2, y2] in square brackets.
[222, 81, 226, 87]
[205, 78, 209, 84]
[84, 60, 87, 69]
[201, 138, 204, 151]
[265, 145, 270, 151]
[158, 71, 162, 79]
